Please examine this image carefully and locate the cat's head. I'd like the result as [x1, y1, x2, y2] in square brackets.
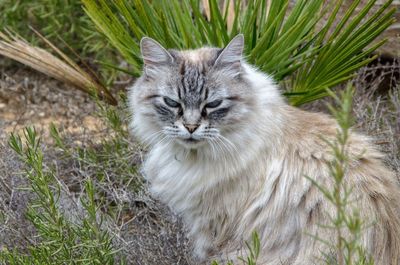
[129, 35, 280, 151]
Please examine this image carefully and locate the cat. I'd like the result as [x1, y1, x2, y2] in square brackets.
[128, 34, 400, 265]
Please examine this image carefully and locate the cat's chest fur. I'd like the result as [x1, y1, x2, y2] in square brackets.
[142, 137, 314, 253]
[143, 142, 262, 213]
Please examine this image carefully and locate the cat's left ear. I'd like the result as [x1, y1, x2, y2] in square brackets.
[214, 34, 244, 77]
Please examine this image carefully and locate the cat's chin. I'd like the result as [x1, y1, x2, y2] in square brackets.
[176, 138, 207, 149]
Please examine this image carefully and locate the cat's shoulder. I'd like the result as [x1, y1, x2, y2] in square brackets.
[281, 106, 384, 163]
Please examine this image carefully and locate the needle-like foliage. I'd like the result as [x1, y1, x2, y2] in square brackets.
[82, 0, 395, 106]
[1, 128, 124, 265]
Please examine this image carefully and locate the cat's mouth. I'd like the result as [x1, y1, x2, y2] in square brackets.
[184, 137, 199, 143]
[177, 137, 205, 148]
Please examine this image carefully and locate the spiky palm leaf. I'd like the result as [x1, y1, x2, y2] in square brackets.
[82, 0, 395, 106]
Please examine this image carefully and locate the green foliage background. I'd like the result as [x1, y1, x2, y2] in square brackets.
[82, 0, 395, 105]
[0, 0, 118, 82]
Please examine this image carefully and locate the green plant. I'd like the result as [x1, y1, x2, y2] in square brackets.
[307, 85, 374, 265]
[211, 231, 260, 265]
[49, 96, 141, 193]
[0, 127, 124, 265]
[0, 0, 109, 60]
[82, 0, 395, 106]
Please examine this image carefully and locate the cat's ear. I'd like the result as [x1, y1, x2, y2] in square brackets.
[140, 37, 173, 77]
[214, 34, 244, 77]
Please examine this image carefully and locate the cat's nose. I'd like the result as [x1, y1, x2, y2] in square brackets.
[184, 124, 199, 133]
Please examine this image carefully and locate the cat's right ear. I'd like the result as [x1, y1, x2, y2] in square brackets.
[214, 34, 244, 78]
[140, 37, 173, 78]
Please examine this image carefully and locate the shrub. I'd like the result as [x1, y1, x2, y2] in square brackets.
[0, 127, 125, 265]
[307, 86, 374, 265]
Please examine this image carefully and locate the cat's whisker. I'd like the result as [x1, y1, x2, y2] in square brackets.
[202, 129, 236, 158]
[214, 136, 230, 155]
[215, 138, 232, 169]
[211, 135, 241, 169]
[210, 137, 229, 165]
[217, 134, 237, 150]
[141, 130, 164, 147]
[203, 134, 225, 158]
[158, 135, 174, 149]
[216, 135, 238, 158]
[148, 128, 177, 147]
[141, 130, 161, 143]
[207, 138, 219, 160]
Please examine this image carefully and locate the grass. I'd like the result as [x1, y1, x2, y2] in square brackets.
[49, 97, 143, 194]
[0, 0, 107, 59]
[352, 58, 400, 173]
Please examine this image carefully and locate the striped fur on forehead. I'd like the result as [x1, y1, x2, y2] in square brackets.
[170, 48, 222, 106]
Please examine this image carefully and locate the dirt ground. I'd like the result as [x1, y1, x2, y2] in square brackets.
[0, 65, 102, 138]
[0, 54, 399, 264]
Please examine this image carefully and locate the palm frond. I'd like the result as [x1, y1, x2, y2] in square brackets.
[82, 0, 395, 106]
[0, 29, 117, 105]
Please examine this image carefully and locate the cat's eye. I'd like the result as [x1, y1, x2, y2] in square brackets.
[205, 100, 222, 108]
[164, 97, 180, 108]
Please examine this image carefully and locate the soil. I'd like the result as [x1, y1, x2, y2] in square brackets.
[0, 65, 102, 139]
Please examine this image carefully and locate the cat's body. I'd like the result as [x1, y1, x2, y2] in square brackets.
[129, 35, 400, 264]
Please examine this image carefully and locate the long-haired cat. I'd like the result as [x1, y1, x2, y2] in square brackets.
[128, 35, 400, 264]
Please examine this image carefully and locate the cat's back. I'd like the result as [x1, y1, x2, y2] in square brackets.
[281, 106, 385, 162]
[279, 106, 398, 194]
[274, 106, 400, 265]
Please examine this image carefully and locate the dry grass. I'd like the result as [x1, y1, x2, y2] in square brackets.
[352, 57, 400, 173]
[0, 30, 117, 105]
